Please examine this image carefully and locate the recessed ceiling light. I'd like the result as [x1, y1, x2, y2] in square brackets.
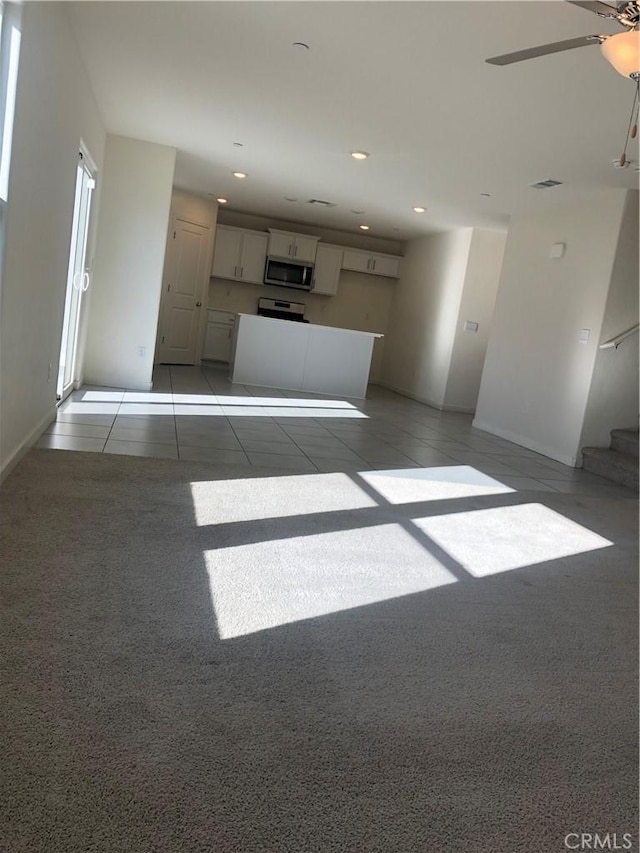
[359, 224, 370, 231]
[413, 206, 426, 213]
[351, 151, 370, 160]
[232, 171, 247, 179]
[216, 198, 228, 204]
[292, 41, 310, 50]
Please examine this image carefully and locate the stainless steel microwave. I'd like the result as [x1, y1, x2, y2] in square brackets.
[264, 257, 314, 291]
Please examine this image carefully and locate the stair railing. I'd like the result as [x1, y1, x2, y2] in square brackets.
[599, 323, 640, 350]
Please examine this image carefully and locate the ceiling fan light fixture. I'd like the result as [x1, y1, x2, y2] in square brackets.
[600, 30, 640, 78]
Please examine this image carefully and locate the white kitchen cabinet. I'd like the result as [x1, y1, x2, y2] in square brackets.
[202, 310, 236, 362]
[211, 226, 268, 284]
[311, 244, 343, 296]
[267, 229, 319, 263]
[341, 248, 401, 278]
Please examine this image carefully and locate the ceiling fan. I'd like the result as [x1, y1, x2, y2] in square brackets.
[486, 1, 640, 166]
[486, 1, 640, 79]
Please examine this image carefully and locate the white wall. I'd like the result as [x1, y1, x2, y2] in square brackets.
[443, 229, 506, 412]
[0, 3, 105, 478]
[379, 229, 473, 408]
[474, 188, 629, 466]
[580, 190, 639, 452]
[207, 209, 400, 382]
[83, 135, 176, 390]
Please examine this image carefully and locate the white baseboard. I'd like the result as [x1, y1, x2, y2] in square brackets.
[374, 381, 475, 414]
[471, 418, 578, 467]
[83, 374, 152, 392]
[0, 405, 57, 485]
[375, 381, 444, 411]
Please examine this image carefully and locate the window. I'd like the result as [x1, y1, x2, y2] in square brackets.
[0, 1, 21, 202]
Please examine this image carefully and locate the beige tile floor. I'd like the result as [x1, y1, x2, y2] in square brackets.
[36, 364, 635, 498]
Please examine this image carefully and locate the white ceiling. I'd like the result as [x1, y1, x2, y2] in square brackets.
[66, 1, 639, 240]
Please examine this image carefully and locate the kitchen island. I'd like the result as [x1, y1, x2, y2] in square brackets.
[229, 313, 383, 399]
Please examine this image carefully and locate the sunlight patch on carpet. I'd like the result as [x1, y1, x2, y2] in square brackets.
[414, 503, 613, 577]
[204, 524, 457, 638]
[190, 473, 377, 525]
[359, 466, 514, 504]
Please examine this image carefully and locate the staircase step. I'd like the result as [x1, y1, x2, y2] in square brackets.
[582, 447, 638, 491]
[610, 428, 639, 459]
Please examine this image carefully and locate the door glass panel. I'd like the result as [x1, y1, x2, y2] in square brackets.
[57, 156, 94, 401]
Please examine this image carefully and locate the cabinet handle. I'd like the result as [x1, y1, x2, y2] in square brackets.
[240, 267, 244, 278]
[195, 301, 202, 307]
[234, 265, 238, 277]
[293, 245, 297, 258]
[366, 258, 371, 271]
[371, 258, 376, 272]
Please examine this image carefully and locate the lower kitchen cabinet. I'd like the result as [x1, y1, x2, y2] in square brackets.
[202, 310, 236, 362]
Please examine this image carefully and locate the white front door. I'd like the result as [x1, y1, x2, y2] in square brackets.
[157, 218, 210, 365]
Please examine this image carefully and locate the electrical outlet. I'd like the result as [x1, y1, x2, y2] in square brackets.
[138, 346, 146, 358]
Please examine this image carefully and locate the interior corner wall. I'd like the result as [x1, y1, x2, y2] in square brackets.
[443, 228, 507, 412]
[580, 190, 639, 453]
[83, 135, 176, 391]
[0, 2, 105, 479]
[473, 189, 629, 466]
[379, 229, 473, 408]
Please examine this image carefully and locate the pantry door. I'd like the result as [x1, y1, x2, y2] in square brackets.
[157, 218, 211, 364]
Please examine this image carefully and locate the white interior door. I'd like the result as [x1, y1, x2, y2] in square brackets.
[57, 152, 95, 402]
[158, 218, 210, 364]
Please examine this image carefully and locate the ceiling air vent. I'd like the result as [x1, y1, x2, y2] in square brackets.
[530, 178, 563, 190]
[307, 198, 337, 208]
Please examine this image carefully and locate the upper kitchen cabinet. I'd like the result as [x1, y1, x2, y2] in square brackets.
[268, 229, 319, 263]
[311, 244, 343, 296]
[211, 225, 268, 284]
[341, 248, 402, 278]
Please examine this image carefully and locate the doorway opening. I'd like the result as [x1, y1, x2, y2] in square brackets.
[57, 147, 96, 403]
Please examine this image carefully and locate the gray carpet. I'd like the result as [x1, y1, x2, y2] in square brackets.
[1, 448, 637, 852]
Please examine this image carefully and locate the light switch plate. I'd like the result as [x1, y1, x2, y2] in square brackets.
[550, 242, 566, 259]
[579, 329, 590, 344]
[464, 321, 479, 333]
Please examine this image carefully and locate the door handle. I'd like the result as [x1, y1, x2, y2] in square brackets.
[195, 301, 202, 307]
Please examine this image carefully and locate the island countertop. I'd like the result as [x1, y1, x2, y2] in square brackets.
[235, 313, 383, 338]
[229, 313, 383, 398]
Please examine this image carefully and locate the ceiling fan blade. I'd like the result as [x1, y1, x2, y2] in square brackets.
[486, 36, 601, 66]
[565, 0, 619, 15]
